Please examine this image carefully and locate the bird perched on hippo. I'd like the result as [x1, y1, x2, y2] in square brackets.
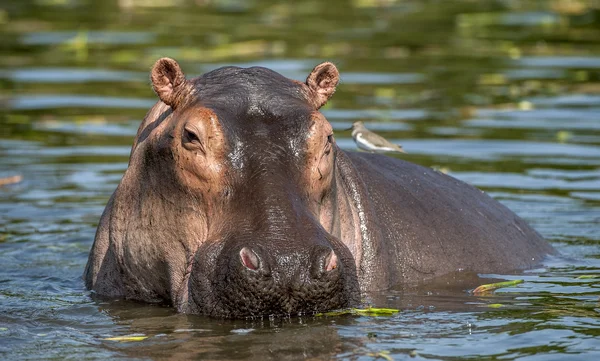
[349, 121, 405, 154]
[84, 58, 555, 318]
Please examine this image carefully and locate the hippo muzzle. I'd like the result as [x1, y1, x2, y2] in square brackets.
[187, 232, 359, 317]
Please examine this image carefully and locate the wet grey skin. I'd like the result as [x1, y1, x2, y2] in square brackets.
[349, 121, 405, 154]
[84, 58, 555, 319]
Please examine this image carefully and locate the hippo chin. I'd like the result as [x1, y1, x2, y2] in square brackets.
[84, 58, 554, 318]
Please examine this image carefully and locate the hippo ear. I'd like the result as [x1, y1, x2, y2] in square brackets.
[150, 57, 187, 109]
[306, 62, 339, 109]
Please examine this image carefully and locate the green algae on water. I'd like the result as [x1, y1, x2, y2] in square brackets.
[473, 279, 524, 295]
[316, 306, 400, 317]
[104, 334, 148, 342]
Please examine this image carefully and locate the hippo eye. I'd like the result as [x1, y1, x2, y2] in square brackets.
[324, 134, 334, 155]
[183, 125, 205, 153]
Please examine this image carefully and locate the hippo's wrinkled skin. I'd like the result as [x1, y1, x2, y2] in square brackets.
[84, 58, 554, 318]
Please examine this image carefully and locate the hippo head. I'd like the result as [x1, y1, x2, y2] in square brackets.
[116, 58, 360, 318]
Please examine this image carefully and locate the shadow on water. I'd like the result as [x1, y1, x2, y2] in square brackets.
[1, 0, 599, 360]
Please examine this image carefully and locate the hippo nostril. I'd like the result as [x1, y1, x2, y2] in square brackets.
[240, 247, 260, 271]
[325, 250, 338, 272]
[311, 246, 339, 279]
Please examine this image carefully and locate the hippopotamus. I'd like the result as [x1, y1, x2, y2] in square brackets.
[84, 58, 554, 318]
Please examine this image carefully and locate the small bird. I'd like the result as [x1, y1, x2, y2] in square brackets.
[348, 121, 405, 154]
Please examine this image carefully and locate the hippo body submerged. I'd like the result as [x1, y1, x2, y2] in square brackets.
[85, 59, 554, 317]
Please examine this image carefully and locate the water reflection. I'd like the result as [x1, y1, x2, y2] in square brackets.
[10, 95, 155, 110]
[3, 68, 146, 83]
[21, 31, 155, 46]
[516, 56, 600, 69]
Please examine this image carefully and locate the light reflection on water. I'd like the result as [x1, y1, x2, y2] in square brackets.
[1, 0, 599, 360]
[20, 31, 156, 46]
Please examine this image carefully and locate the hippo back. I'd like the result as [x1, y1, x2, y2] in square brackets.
[344, 151, 554, 286]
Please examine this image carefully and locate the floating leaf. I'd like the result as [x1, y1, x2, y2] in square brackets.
[367, 350, 393, 361]
[556, 130, 572, 143]
[104, 335, 148, 342]
[576, 275, 599, 279]
[518, 101, 534, 110]
[316, 306, 399, 317]
[473, 279, 524, 294]
[487, 303, 504, 308]
[353, 307, 399, 316]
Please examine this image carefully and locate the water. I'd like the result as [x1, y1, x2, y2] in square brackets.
[1, 0, 599, 359]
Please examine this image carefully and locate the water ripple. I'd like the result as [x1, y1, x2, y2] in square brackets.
[9, 95, 156, 110]
[515, 56, 600, 69]
[2, 68, 146, 83]
[20, 31, 155, 46]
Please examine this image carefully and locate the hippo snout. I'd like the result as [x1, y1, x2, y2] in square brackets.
[188, 239, 359, 318]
